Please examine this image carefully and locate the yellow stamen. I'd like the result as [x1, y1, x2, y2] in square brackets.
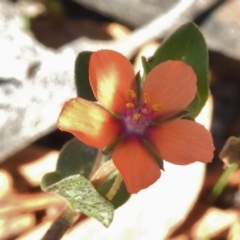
[152, 104, 163, 111]
[144, 93, 150, 103]
[133, 113, 141, 120]
[126, 103, 134, 108]
[127, 90, 136, 98]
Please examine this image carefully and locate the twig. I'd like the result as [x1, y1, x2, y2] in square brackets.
[41, 205, 78, 240]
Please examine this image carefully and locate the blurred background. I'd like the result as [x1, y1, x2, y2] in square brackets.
[1, 0, 240, 239]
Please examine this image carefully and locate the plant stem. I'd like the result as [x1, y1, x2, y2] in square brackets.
[207, 163, 239, 204]
[41, 206, 78, 240]
[89, 149, 104, 179]
[106, 172, 123, 200]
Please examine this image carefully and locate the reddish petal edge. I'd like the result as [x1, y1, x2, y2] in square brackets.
[57, 98, 122, 148]
[112, 137, 161, 194]
[147, 119, 215, 165]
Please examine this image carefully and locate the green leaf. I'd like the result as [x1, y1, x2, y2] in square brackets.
[141, 56, 151, 81]
[56, 138, 98, 179]
[75, 51, 96, 101]
[97, 171, 131, 209]
[44, 174, 114, 227]
[149, 22, 209, 118]
[41, 172, 62, 190]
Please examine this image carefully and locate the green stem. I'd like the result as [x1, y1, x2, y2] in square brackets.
[41, 206, 78, 240]
[106, 172, 123, 201]
[89, 149, 104, 179]
[207, 163, 239, 204]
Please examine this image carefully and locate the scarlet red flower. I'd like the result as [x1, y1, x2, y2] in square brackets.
[58, 50, 214, 193]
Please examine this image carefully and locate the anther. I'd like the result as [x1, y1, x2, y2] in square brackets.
[133, 113, 141, 120]
[144, 93, 150, 104]
[152, 104, 163, 111]
[126, 103, 135, 108]
[127, 90, 136, 98]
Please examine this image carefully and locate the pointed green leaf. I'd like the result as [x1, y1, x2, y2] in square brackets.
[56, 138, 98, 179]
[44, 174, 114, 227]
[208, 163, 239, 204]
[97, 171, 131, 209]
[149, 22, 209, 118]
[75, 51, 96, 101]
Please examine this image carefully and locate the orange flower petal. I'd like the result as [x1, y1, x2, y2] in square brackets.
[142, 60, 197, 119]
[147, 119, 214, 165]
[89, 50, 135, 113]
[112, 137, 161, 193]
[57, 98, 122, 148]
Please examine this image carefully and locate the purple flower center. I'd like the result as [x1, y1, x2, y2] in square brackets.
[122, 90, 162, 136]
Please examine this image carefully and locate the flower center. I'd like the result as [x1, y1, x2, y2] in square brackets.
[123, 90, 162, 136]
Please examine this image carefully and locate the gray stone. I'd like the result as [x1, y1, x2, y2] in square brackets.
[72, 0, 219, 28]
[0, 1, 76, 162]
[201, 0, 240, 60]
